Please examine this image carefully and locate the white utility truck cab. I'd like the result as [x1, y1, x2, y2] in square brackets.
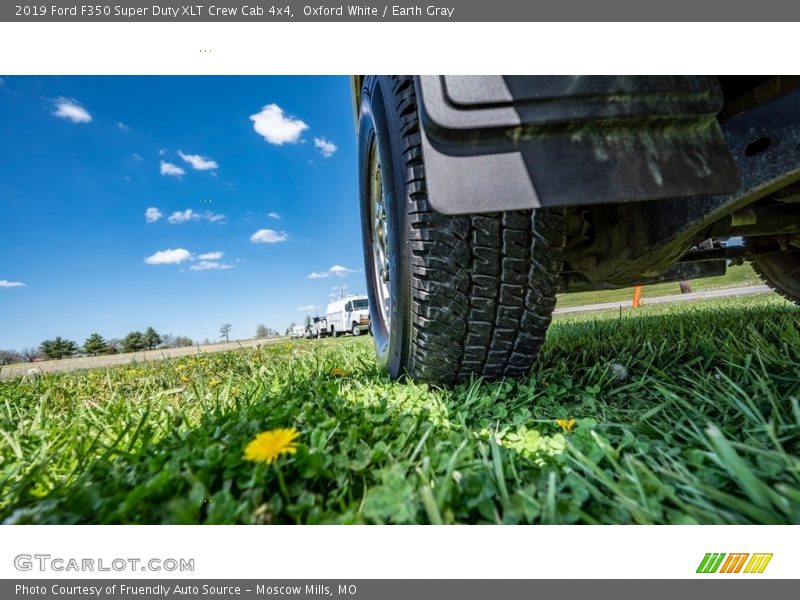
[326, 295, 370, 336]
[290, 326, 306, 339]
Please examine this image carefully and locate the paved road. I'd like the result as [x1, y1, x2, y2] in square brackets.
[553, 284, 773, 315]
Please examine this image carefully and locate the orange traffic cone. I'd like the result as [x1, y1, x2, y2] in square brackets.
[632, 286, 642, 308]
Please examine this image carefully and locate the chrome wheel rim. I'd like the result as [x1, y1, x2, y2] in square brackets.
[369, 139, 391, 335]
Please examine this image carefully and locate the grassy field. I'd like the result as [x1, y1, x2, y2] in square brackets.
[1, 294, 799, 524]
[555, 263, 762, 309]
[0, 338, 285, 379]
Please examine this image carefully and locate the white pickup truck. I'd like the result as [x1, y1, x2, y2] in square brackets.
[326, 296, 370, 336]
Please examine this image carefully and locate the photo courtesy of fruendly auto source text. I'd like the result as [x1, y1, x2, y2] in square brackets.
[0, 1, 799, 597]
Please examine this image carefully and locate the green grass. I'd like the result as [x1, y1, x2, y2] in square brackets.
[1, 294, 799, 524]
[555, 263, 762, 309]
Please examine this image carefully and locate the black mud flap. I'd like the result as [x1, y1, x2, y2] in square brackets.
[416, 76, 741, 214]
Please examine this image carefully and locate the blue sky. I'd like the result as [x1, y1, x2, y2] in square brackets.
[0, 76, 364, 350]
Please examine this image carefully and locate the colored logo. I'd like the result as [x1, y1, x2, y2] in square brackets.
[696, 553, 773, 574]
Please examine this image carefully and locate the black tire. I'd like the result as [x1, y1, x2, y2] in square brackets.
[359, 76, 565, 385]
[747, 241, 800, 304]
[352, 323, 362, 336]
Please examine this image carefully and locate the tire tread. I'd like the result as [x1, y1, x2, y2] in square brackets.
[387, 76, 565, 384]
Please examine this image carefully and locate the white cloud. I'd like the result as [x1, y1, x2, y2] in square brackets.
[297, 304, 317, 311]
[307, 265, 357, 279]
[329, 264, 356, 275]
[159, 148, 167, 156]
[144, 248, 192, 265]
[117, 122, 131, 132]
[145, 207, 163, 223]
[267, 212, 281, 220]
[0, 280, 25, 288]
[167, 209, 225, 224]
[314, 137, 337, 158]
[144, 248, 233, 270]
[53, 98, 92, 123]
[178, 150, 218, 171]
[250, 103, 308, 145]
[168, 209, 195, 223]
[131, 153, 143, 162]
[189, 260, 233, 271]
[250, 229, 288, 244]
[160, 161, 185, 177]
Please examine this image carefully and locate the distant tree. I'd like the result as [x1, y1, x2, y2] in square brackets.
[255, 324, 269, 339]
[219, 323, 232, 342]
[175, 336, 194, 347]
[83, 333, 108, 356]
[0, 350, 22, 365]
[304, 315, 312, 329]
[121, 331, 146, 353]
[64, 339, 79, 357]
[143, 327, 162, 350]
[40, 337, 78, 360]
[21, 347, 41, 362]
[105, 339, 121, 354]
[160, 333, 175, 348]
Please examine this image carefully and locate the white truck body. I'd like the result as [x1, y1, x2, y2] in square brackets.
[309, 316, 329, 338]
[290, 326, 306, 338]
[326, 295, 370, 336]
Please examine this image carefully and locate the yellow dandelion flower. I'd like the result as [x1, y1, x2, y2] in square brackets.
[179, 375, 190, 383]
[330, 367, 348, 378]
[209, 378, 222, 388]
[244, 428, 300, 464]
[556, 419, 576, 433]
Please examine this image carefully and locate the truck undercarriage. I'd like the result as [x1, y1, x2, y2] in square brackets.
[411, 75, 800, 293]
[562, 77, 800, 292]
